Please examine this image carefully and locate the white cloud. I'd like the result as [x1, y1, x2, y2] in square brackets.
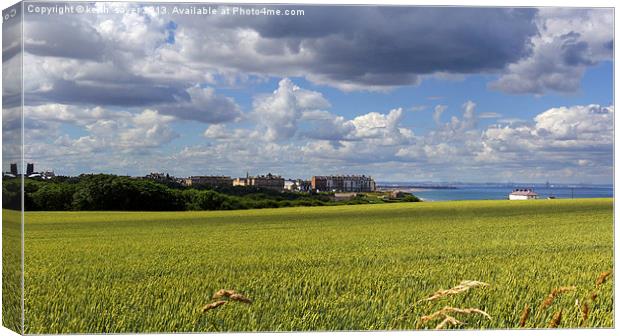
[190, 80, 610, 183]
[533, 105, 613, 142]
[460, 100, 477, 130]
[349, 108, 413, 145]
[252, 78, 330, 141]
[23, 106, 179, 172]
[489, 8, 613, 94]
[409, 105, 427, 112]
[24, 104, 129, 125]
[21, 5, 544, 103]
[478, 112, 502, 119]
[300, 111, 356, 141]
[118, 109, 178, 148]
[95, 11, 167, 55]
[477, 104, 613, 164]
[203, 124, 261, 140]
[433, 105, 447, 125]
[199, 80, 417, 167]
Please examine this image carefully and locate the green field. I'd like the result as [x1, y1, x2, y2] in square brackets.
[21, 199, 613, 333]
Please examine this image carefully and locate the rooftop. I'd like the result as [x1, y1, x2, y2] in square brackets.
[510, 189, 538, 196]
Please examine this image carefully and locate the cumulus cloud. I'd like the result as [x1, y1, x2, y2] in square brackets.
[199, 80, 416, 168]
[396, 102, 481, 165]
[252, 78, 330, 141]
[247, 78, 416, 146]
[191, 80, 611, 182]
[489, 8, 613, 94]
[389, 103, 613, 183]
[19, 6, 240, 122]
[13, 5, 613, 181]
[172, 140, 301, 178]
[119, 109, 178, 148]
[158, 86, 242, 123]
[22, 105, 179, 173]
[300, 110, 356, 141]
[3, 9, 23, 109]
[25, 16, 106, 60]
[19, 4, 610, 111]
[20, 4, 541, 106]
[24, 104, 128, 125]
[433, 105, 448, 125]
[477, 104, 613, 165]
[169, 6, 538, 91]
[203, 124, 261, 140]
[460, 101, 477, 130]
[349, 108, 413, 145]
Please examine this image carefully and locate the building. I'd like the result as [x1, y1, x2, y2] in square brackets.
[9, 163, 18, 176]
[284, 180, 297, 191]
[253, 174, 284, 191]
[25, 170, 55, 180]
[283, 179, 312, 192]
[26, 163, 34, 176]
[232, 177, 249, 187]
[145, 172, 170, 182]
[183, 176, 232, 188]
[296, 179, 312, 192]
[233, 173, 285, 192]
[40, 171, 55, 180]
[509, 189, 539, 200]
[389, 190, 410, 199]
[311, 175, 376, 192]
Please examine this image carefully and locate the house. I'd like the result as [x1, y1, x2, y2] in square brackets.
[390, 190, 409, 199]
[311, 175, 376, 192]
[296, 179, 312, 192]
[284, 180, 298, 191]
[233, 173, 284, 191]
[283, 179, 312, 192]
[509, 189, 539, 200]
[183, 175, 232, 188]
[145, 172, 171, 182]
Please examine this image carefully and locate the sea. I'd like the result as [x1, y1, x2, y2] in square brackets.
[377, 183, 614, 202]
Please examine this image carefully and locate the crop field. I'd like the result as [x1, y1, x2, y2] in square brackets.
[21, 198, 613, 333]
[2, 209, 22, 333]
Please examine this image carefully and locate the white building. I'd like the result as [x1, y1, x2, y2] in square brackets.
[284, 180, 298, 191]
[509, 189, 539, 200]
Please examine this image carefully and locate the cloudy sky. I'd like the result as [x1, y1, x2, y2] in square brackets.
[2, 2, 614, 183]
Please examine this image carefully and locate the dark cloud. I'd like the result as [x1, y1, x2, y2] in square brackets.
[157, 86, 242, 123]
[212, 6, 539, 86]
[1, 92, 22, 110]
[24, 16, 105, 61]
[2, 4, 22, 61]
[26, 79, 185, 107]
[559, 32, 593, 66]
[489, 8, 612, 94]
[3, 4, 23, 109]
[17, 4, 608, 114]
[326, 7, 536, 73]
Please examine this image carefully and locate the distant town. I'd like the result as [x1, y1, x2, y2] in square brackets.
[3, 162, 377, 193]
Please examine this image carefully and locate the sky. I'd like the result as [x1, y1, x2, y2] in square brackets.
[1, 2, 614, 183]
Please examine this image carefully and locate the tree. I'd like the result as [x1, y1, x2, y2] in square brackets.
[31, 183, 76, 210]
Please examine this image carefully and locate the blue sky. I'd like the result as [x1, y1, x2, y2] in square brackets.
[3, 3, 614, 183]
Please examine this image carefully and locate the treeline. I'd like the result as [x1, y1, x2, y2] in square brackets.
[2, 174, 419, 211]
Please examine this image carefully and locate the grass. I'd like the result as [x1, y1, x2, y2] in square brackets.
[2, 209, 22, 333]
[19, 198, 613, 333]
